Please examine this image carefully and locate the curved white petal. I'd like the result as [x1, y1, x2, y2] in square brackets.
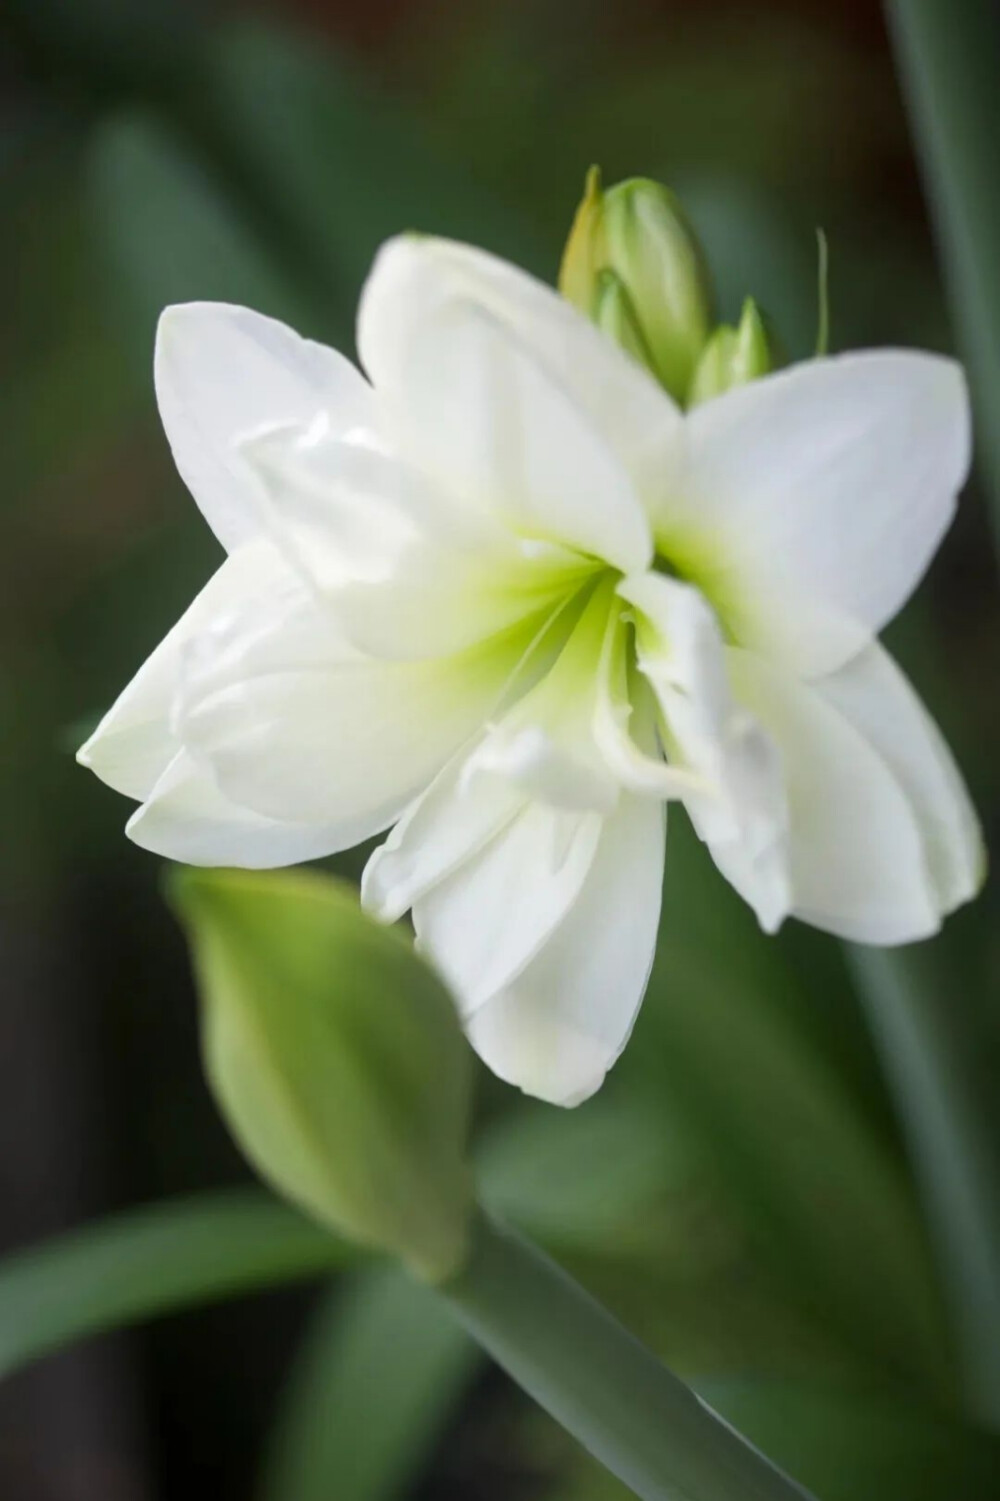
[620, 572, 791, 932]
[664, 352, 970, 676]
[361, 749, 524, 924]
[592, 601, 708, 800]
[174, 584, 526, 840]
[126, 751, 345, 867]
[358, 235, 682, 507]
[241, 419, 593, 659]
[457, 579, 625, 815]
[76, 541, 294, 801]
[413, 803, 603, 1014]
[462, 724, 619, 814]
[155, 302, 375, 550]
[367, 296, 650, 571]
[467, 793, 666, 1107]
[816, 642, 984, 915]
[728, 649, 941, 943]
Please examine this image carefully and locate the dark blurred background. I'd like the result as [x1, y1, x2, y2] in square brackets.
[2, 1, 999, 1498]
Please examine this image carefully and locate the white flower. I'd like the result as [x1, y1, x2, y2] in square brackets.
[78, 236, 984, 1106]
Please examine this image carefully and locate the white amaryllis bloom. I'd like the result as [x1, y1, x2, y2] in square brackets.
[78, 236, 983, 1106]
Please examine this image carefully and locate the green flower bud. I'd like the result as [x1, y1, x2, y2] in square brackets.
[590, 269, 658, 370]
[687, 297, 774, 407]
[559, 166, 714, 401]
[169, 867, 474, 1283]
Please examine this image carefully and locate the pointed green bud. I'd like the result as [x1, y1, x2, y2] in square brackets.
[169, 867, 473, 1283]
[687, 297, 774, 407]
[590, 269, 658, 370]
[559, 166, 713, 401]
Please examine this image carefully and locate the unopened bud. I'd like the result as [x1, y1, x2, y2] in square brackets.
[170, 867, 474, 1282]
[560, 167, 713, 401]
[687, 298, 774, 407]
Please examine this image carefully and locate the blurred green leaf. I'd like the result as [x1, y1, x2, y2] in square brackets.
[629, 818, 951, 1397]
[258, 1266, 479, 1501]
[88, 111, 315, 367]
[477, 1095, 680, 1258]
[700, 1377, 1000, 1501]
[478, 1094, 855, 1382]
[0, 1190, 353, 1382]
[848, 938, 1000, 1425]
[199, 19, 550, 322]
[539, 1377, 1000, 1501]
[887, 0, 1000, 550]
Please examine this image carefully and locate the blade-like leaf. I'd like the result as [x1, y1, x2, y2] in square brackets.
[699, 1377, 1000, 1501]
[0, 1190, 352, 1382]
[258, 1267, 479, 1501]
[848, 937, 1000, 1426]
[199, 19, 549, 313]
[630, 818, 951, 1397]
[88, 112, 315, 368]
[537, 1377, 1000, 1501]
[477, 1095, 680, 1258]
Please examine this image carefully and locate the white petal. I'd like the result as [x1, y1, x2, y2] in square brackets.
[467, 794, 666, 1107]
[592, 600, 707, 800]
[413, 804, 603, 1015]
[728, 649, 941, 943]
[462, 724, 619, 814]
[242, 419, 592, 659]
[175, 584, 526, 840]
[666, 352, 970, 675]
[816, 642, 984, 915]
[457, 579, 624, 815]
[155, 303, 375, 550]
[619, 572, 791, 933]
[126, 751, 345, 867]
[373, 297, 650, 571]
[76, 542, 294, 800]
[358, 235, 682, 503]
[362, 750, 524, 924]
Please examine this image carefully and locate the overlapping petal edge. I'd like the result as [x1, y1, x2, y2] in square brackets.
[78, 234, 984, 1105]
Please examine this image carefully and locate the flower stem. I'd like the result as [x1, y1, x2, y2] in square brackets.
[885, 0, 1000, 545]
[438, 1209, 814, 1501]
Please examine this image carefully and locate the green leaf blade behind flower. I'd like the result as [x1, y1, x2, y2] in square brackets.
[257, 1267, 480, 1501]
[0, 1191, 351, 1384]
[628, 818, 953, 1399]
[538, 1378, 1000, 1501]
[88, 112, 317, 371]
[198, 19, 550, 312]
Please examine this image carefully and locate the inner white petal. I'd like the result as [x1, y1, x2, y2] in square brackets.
[619, 569, 792, 933]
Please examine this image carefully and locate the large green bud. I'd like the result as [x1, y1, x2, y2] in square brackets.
[169, 868, 474, 1283]
[559, 166, 714, 402]
[687, 297, 776, 406]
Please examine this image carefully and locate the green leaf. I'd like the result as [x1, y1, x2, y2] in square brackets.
[886, 0, 1000, 548]
[538, 1378, 1000, 1501]
[198, 18, 549, 316]
[258, 1267, 479, 1501]
[88, 111, 315, 367]
[630, 818, 951, 1397]
[848, 938, 1000, 1425]
[170, 867, 474, 1282]
[698, 1378, 1000, 1501]
[0, 1190, 351, 1382]
[477, 1095, 678, 1257]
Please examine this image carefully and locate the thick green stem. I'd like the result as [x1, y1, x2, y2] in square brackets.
[438, 1210, 813, 1501]
[885, 0, 1000, 543]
